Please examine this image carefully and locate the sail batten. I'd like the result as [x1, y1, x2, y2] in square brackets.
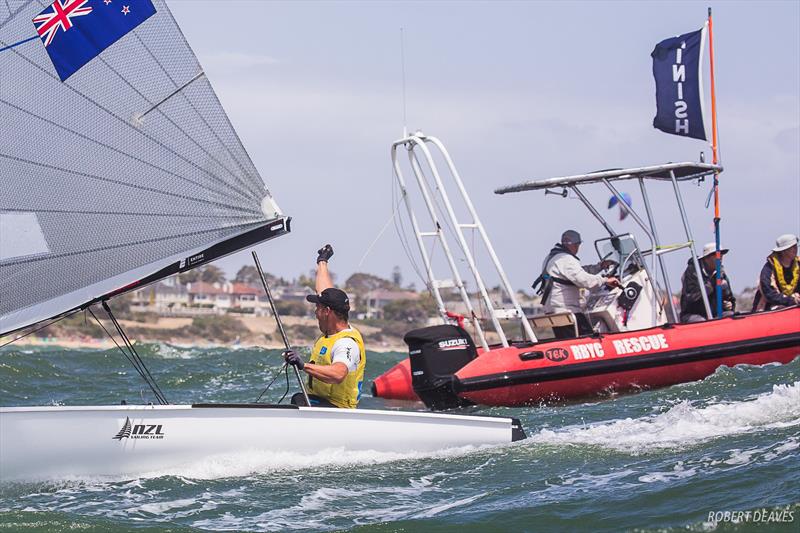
[1, 0, 289, 336]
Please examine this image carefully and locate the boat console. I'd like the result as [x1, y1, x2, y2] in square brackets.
[585, 233, 667, 333]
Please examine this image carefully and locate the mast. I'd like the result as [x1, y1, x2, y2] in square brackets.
[708, 7, 723, 317]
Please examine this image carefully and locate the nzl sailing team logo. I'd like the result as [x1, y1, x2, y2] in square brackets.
[112, 417, 165, 440]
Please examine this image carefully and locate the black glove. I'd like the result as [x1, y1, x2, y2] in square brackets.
[283, 349, 304, 370]
[317, 244, 334, 263]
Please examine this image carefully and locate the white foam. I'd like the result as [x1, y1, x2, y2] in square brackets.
[529, 382, 800, 453]
[412, 492, 487, 518]
[147, 343, 201, 360]
[638, 461, 698, 483]
[130, 444, 489, 481]
[129, 497, 197, 515]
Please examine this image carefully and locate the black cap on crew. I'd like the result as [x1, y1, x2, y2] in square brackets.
[306, 288, 350, 313]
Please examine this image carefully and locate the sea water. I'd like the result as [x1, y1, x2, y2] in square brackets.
[0, 344, 798, 532]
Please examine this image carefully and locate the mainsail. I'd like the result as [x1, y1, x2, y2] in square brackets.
[0, 0, 288, 336]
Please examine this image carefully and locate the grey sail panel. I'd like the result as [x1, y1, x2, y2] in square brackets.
[0, 0, 286, 335]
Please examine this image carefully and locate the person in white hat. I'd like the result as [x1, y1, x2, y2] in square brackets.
[752, 234, 800, 311]
[679, 242, 736, 323]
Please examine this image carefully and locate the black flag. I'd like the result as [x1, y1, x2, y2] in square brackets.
[651, 29, 707, 140]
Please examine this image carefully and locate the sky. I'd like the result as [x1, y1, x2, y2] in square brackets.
[169, 0, 799, 296]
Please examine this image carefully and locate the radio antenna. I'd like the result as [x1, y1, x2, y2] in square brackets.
[400, 27, 408, 137]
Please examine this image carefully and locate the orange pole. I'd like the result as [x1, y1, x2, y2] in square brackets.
[708, 7, 723, 317]
[708, 8, 720, 168]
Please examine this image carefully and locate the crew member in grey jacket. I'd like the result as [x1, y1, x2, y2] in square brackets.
[537, 230, 620, 339]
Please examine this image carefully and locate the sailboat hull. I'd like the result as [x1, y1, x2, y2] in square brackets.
[0, 404, 524, 480]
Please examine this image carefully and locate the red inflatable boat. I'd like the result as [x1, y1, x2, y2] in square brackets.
[376, 135, 799, 410]
[372, 306, 800, 408]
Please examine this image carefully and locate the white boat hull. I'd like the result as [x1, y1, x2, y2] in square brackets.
[0, 404, 524, 480]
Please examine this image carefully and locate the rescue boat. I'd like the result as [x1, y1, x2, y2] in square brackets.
[371, 133, 800, 409]
[372, 307, 800, 408]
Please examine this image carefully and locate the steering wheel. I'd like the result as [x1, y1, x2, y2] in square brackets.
[599, 252, 619, 278]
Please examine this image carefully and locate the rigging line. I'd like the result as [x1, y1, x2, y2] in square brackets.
[0, 48, 252, 204]
[356, 192, 405, 270]
[160, 2, 271, 201]
[90, 305, 168, 405]
[98, 50, 258, 206]
[391, 159, 426, 283]
[88, 307, 150, 392]
[0, 34, 36, 53]
[0, 207, 261, 220]
[139, 71, 205, 121]
[394, 208, 425, 286]
[103, 303, 168, 405]
[0, 99, 250, 206]
[390, 167, 426, 285]
[0, 218, 266, 267]
[254, 362, 288, 403]
[0, 152, 258, 216]
[131, 32, 264, 203]
[277, 367, 291, 405]
[103, 302, 169, 405]
[0, 310, 77, 348]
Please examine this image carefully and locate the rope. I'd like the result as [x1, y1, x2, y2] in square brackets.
[91, 303, 169, 405]
[391, 164, 427, 285]
[356, 191, 405, 270]
[0, 35, 36, 54]
[0, 310, 77, 348]
[254, 361, 289, 403]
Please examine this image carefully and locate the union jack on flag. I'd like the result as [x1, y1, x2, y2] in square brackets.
[33, 0, 93, 47]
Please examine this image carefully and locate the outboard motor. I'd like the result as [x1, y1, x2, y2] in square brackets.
[404, 324, 478, 410]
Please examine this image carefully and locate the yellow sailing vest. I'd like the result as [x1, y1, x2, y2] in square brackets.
[307, 328, 366, 408]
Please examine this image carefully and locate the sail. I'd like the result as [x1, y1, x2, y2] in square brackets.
[0, 0, 288, 336]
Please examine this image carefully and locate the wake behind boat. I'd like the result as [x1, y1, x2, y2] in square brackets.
[0, 0, 522, 481]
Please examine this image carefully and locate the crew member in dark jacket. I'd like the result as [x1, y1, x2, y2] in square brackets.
[680, 242, 736, 323]
[752, 234, 800, 311]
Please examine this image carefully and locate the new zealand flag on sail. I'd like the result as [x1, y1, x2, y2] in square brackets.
[32, 0, 156, 81]
[651, 29, 707, 140]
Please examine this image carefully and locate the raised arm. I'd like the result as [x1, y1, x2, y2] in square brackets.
[315, 244, 335, 293]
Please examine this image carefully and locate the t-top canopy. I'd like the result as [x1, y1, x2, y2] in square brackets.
[495, 162, 723, 195]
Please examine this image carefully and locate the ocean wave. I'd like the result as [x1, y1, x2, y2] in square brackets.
[528, 381, 800, 453]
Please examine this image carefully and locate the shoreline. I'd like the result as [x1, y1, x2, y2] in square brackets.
[8, 335, 408, 354]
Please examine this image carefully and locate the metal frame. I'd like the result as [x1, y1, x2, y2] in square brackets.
[391, 132, 536, 349]
[497, 162, 722, 323]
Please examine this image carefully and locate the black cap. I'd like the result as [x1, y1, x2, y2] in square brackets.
[561, 229, 582, 245]
[306, 288, 350, 313]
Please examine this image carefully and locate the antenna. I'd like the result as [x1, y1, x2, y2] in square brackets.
[400, 27, 408, 137]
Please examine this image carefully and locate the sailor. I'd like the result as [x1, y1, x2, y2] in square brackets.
[534, 230, 620, 339]
[752, 234, 800, 311]
[679, 242, 736, 323]
[284, 244, 366, 408]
